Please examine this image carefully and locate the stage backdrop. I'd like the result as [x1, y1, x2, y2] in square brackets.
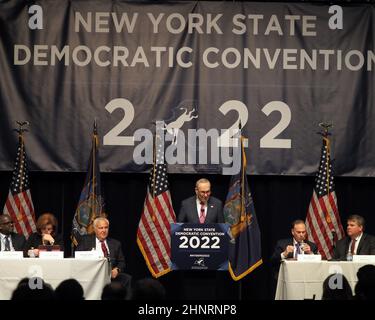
[1, 1, 375, 176]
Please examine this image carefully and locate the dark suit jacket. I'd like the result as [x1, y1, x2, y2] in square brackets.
[270, 238, 318, 283]
[0, 232, 26, 251]
[24, 232, 64, 251]
[76, 234, 126, 272]
[178, 196, 224, 223]
[333, 233, 375, 260]
[271, 238, 318, 264]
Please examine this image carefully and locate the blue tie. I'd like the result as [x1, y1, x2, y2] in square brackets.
[295, 243, 300, 258]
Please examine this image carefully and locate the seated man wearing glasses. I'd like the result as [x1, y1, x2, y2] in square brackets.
[177, 178, 224, 223]
[0, 214, 26, 251]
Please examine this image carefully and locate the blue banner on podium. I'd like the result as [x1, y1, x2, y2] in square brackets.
[171, 223, 230, 271]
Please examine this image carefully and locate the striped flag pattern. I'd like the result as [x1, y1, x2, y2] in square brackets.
[3, 134, 36, 238]
[306, 136, 344, 260]
[137, 135, 176, 278]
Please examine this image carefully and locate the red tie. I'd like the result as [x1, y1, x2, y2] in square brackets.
[199, 202, 206, 224]
[101, 240, 109, 258]
[350, 239, 356, 255]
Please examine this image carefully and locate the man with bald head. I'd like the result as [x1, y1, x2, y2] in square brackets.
[0, 214, 26, 251]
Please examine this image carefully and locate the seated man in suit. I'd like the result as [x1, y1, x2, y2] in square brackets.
[271, 219, 318, 263]
[0, 214, 26, 251]
[178, 178, 224, 223]
[270, 219, 318, 290]
[333, 214, 375, 260]
[76, 217, 131, 290]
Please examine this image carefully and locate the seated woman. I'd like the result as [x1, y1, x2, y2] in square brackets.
[25, 213, 64, 257]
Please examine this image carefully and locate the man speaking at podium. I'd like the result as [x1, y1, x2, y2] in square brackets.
[177, 178, 224, 223]
[176, 178, 226, 299]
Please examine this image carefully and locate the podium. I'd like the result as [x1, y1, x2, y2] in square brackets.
[171, 223, 234, 299]
[171, 223, 230, 271]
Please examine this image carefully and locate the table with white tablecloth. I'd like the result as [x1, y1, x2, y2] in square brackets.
[275, 260, 374, 300]
[0, 258, 110, 300]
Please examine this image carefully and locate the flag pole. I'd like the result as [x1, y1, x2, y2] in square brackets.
[318, 123, 333, 224]
[14, 121, 29, 224]
[92, 120, 97, 221]
[319, 123, 332, 193]
[239, 124, 244, 301]
[319, 122, 332, 195]
[152, 129, 157, 199]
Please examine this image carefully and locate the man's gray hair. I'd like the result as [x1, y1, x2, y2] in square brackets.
[93, 217, 109, 229]
[347, 214, 365, 229]
[291, 219, 305, 229]
[195, 178, 210, 188]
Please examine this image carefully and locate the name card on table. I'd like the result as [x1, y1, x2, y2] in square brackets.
[39, 251, 64, 259]
[0, 251, 24, 259]
[75, 251, 102, 259]
[297, 254, 322, 262]
[352, 255, 375, 263]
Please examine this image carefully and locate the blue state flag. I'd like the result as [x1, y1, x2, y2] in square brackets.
[224, 135, 262, 281]
[71, 122, 105, 247]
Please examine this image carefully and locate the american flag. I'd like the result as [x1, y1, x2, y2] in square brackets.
[137, 134, 176, 278]
[306, 136, 344, 260]
[3, 134, 36, 238]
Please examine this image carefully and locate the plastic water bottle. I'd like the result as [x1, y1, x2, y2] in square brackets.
[346, 251, 353, 261]
[28, 247, 35, 258]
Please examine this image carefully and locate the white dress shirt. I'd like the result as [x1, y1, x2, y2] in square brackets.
[95, 237, 110, 257]
[0, 233, 15, 251]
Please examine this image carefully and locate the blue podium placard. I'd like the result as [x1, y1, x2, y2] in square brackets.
[171, 223, 230, 271]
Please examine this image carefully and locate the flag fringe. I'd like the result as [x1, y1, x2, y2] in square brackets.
[137, 237, 171, 278]
[228, 259, 263, 281]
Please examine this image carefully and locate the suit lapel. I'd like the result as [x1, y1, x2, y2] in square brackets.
[357, 234, 366, 254]
[192, 197, 204, 223]
[287, 238, 294, 258]
[107, 238, 114, 258]
[344, 237, 351, 255]
[205, 199, 211, 222]
[205, 199, 215, 223]
[193, 198, 199, 223]
[10, 234, 15, 250]
[90, 235, 96, 250]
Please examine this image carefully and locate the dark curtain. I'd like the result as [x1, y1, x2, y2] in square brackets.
[1, 171, 374, 299]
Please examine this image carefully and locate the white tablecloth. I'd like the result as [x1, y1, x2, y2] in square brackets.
[275, 260, 374, 300]
[0, 258, 110, 300]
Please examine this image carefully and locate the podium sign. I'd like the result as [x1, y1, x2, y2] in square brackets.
[171, 223, 230, 271]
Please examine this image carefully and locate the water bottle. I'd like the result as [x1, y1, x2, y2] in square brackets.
[346, 251, 353, 261]
[28, 247, 35, 258]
